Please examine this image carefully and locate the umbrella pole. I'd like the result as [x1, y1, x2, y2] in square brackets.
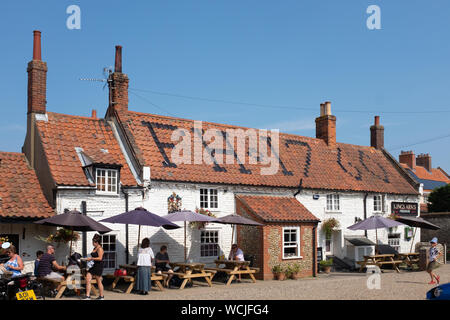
[137, 225, 141, 250]
[69, 228, 74, 257]
[231, 225, 234, 248]
[184, 221, 187, 263]
[375, 228, 378, 254]
[410, 227, 417, 253]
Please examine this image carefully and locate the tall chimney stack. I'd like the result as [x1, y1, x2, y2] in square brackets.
[108, 45, 129, 115]
[24, 30, 48, 168]
[370, 115, 384, 149]
[315, 101, 336, 147]
[27, 30, 47, 114]
[416, 153, 432, 172]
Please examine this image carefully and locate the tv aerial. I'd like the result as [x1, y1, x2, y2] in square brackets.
[79, 67, 113, 90]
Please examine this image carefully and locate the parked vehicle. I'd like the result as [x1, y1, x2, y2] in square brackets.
[427, 283, 450, 300]
[0, 273, 45, 300]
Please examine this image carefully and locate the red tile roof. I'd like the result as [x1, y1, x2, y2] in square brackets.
[236, 195, 319, 222]
[400, 163, 450, 183]
[35, 112, 136, 187]
[0, 152, 54, 219]
[420, 203, 428, 213]
[116, 110, 418, 194]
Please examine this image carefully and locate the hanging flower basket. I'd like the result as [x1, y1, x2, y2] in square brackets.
[36, 228, 80, 244]
[189, 208, 217, 229]
[321, 218, 340, 239]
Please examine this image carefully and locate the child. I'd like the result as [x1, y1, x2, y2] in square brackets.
[34, 250, 44, 277]
[427, 237, 442, 285]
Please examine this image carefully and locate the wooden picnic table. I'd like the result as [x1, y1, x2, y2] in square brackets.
[39, 269, 99, 299]
[356, 254, 402, 273]
[205, 260, 259, 286]
[167, 262, 214, 290]
[104, 264, 167, 293]
[398, 253, 420, 268]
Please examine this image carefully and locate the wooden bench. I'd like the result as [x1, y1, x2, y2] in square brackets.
[163, 270, 214, 290]
[38, 276, 98, 299]
[105, 273, 168, 293]
[210, 261, 259, 286]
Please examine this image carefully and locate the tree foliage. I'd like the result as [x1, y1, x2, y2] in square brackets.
[428, 184, 450, 213]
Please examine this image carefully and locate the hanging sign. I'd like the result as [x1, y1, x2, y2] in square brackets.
[391, 202, 418, 216]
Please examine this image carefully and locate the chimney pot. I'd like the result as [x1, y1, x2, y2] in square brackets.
[91, 109, 97, 119]
[399, 150, 416, 170]
[315, 101, 336, 146]
[374, 115, 380, 126]
[32, 30, 42, 61]
[370, 115, 384, 149]
[115, 45, 122, 73]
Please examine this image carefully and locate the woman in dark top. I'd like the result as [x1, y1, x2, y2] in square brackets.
[84, 234, 104, 300]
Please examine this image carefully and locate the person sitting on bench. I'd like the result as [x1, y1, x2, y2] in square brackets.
[228, 244, 245, 282]
[37, 245, 66, 291]
[155, 245, 173, 287]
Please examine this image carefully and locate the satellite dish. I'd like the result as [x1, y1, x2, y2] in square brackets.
[1, 242, 11, 249]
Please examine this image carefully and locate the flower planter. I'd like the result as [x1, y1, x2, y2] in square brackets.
[290, 272, 301, 280]
[274, 272, 286, 281]
[321, 266, 332, 274]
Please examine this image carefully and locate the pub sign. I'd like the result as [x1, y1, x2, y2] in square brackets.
[391, 202, 418, 216]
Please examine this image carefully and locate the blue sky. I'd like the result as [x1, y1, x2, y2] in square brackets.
[1, 1, 449, 171]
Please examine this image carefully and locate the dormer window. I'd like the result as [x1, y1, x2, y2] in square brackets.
[96, 168, 118, 194]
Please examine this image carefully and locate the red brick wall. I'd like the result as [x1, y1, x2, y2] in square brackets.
[111, 72, 129, 113]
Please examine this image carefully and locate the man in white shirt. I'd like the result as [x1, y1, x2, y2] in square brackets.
[228, 244, 245, 282]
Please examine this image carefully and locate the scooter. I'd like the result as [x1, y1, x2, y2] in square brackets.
[0, 273, 45, 300]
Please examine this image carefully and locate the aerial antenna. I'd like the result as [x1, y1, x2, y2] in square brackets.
[79, 67, 113, 90]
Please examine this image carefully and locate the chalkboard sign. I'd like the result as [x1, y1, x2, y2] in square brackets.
[317, 247, 323, 262]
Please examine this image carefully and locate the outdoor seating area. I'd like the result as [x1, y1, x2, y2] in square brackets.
[206, 260, 259, 286]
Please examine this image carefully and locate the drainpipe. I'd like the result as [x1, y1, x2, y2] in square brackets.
[81, 201, 87, 257]
[312, 225, 317, 277]
[122, 188, 130, 264]
[363, 193, 368, 237]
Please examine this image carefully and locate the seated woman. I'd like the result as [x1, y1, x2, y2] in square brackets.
[155, 245, 173, 287]
[0, 245, 24, 277]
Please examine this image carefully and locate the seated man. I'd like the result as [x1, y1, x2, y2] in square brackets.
[155, 245, 173, 287]
[34, 250, 44, 277]
[37, 245, 66, 292]
[228, 244, 245, 282]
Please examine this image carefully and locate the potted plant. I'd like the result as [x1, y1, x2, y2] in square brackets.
[290, 263, 302, 280]
[272, 264, 286, 280]
[319, 258, 333, 274]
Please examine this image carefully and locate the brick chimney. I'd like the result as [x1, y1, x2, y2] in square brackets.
[315, 101, 336, 147]
[24, 30, 48, 168]
[370, 115, 384, 149]
[109, 45, 129, 114]
[27, 30, 47, 114]
[399, 151, 416, 170]
[416, 153, 432, 172]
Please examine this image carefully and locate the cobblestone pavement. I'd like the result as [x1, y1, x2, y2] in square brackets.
[53, 264, 449, 300]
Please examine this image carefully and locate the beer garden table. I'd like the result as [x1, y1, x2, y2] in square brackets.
[398, 252, 420, 268]
[167, 262, 214, 290]
[105, 264, 167, 293]
[205, 260, 258, 286]
[356, 254, 402, 273]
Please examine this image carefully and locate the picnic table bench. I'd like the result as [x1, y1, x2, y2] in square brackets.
[167, 262, 214, 290]
[398, 253, 420, 268]
[105, 264, 167, 293]
[206, 260, 259, 286]
[356, 254, 402, 273]
[38, 273, 98, 299]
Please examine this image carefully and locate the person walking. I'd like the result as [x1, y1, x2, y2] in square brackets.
[84, 234, 105, 300]
[427, 237, 443, 285]
[136, 238, 154, 295]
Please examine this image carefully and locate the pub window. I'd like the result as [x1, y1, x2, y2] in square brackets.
[373, 195, 382, 212]
[200, 230, 219, 257]
[283, 227, 301, 259]
[199, 188, 218, 209]
[326, 194, 340, 212]
[96, 168, 118, 194]
[101, 234, 117, 269]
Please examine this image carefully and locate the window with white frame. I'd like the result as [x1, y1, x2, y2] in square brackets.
[199, 188, 218, 209]
[326, 194, 340, 211]
[373, 195, 382, 212]
[200, 230, 219, 257]
[101, 234, 116, 269]
[283, 227, 301, 259]
[96, 168, 118, 194]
